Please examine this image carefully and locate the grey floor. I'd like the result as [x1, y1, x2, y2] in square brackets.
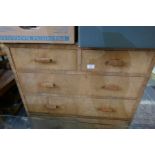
[130, 84, 155, 128]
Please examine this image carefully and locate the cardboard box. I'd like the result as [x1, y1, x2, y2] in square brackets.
[0, 26, 75, 44]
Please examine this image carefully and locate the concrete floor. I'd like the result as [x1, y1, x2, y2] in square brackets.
[130, 86, 155, 128]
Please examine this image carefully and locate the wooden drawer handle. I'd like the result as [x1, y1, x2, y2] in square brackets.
[97, 107, 116, 113]
[101, 84, 121, 91]
[41, 82, 56, 88]
[34, 58, 54, 63]
[105, 59, 125, 67]
[45, 104, 60, 110]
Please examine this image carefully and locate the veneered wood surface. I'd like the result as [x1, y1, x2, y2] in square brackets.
[81, 50, 154, 75]
[29, 114, 130, 128]
[11, 48, 77, 71]
[25, 94, 137, 119]
[18, 72, 145, 99]
[5, 44, 155, 128]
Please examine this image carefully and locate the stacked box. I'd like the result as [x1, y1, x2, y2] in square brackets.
[0, 26, 75, 44]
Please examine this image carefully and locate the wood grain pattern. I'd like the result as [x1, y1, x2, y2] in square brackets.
[11, 48, 77, 71]
[18, 72, 145, 99]
[29, 115, 130, 129]
[25, 94, 137, 119]
[77, 47, 82, 71]
[81, 50, 154, 75]
[5, 43, 155, 128]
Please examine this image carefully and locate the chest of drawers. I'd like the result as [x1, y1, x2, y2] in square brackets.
[3, 44, 155, 128]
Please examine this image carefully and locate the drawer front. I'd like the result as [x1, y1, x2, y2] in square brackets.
[19, 73, 144, 99]
[11, 48, 77, 71]
[25, 95, 136, 119]
[82, 50, 154, 74]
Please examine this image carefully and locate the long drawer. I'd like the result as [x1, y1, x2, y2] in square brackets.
[18, 73, 144, 99]
[25, 94, 137, 119]
[81, 50, 154, 75]
[11, 47, 77, 71]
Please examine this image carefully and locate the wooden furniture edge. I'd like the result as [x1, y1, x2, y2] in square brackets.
[29, 112, 131, 122]
[132, 52, 155, 114]
[6, 43, 78, 50]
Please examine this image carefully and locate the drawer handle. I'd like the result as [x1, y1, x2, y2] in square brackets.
[41, 82, 56, 88]
[105, 59, 125, 67]
[45, 104, 60, 110]
[97, 107, 116, 113]
[101, 84, 121, 91]
[34, 58, 54, 63]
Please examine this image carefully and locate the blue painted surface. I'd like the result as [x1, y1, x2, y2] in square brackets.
[78, 26, 155, 48]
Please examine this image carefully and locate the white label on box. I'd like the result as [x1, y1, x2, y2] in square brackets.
[87, 64, 95, 70]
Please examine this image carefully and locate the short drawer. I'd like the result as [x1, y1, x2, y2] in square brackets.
[18, 73, 145, 99]
[81, 50, 154, 75]
[11, 47, 77, 71]
[25, 95, 137, 119]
